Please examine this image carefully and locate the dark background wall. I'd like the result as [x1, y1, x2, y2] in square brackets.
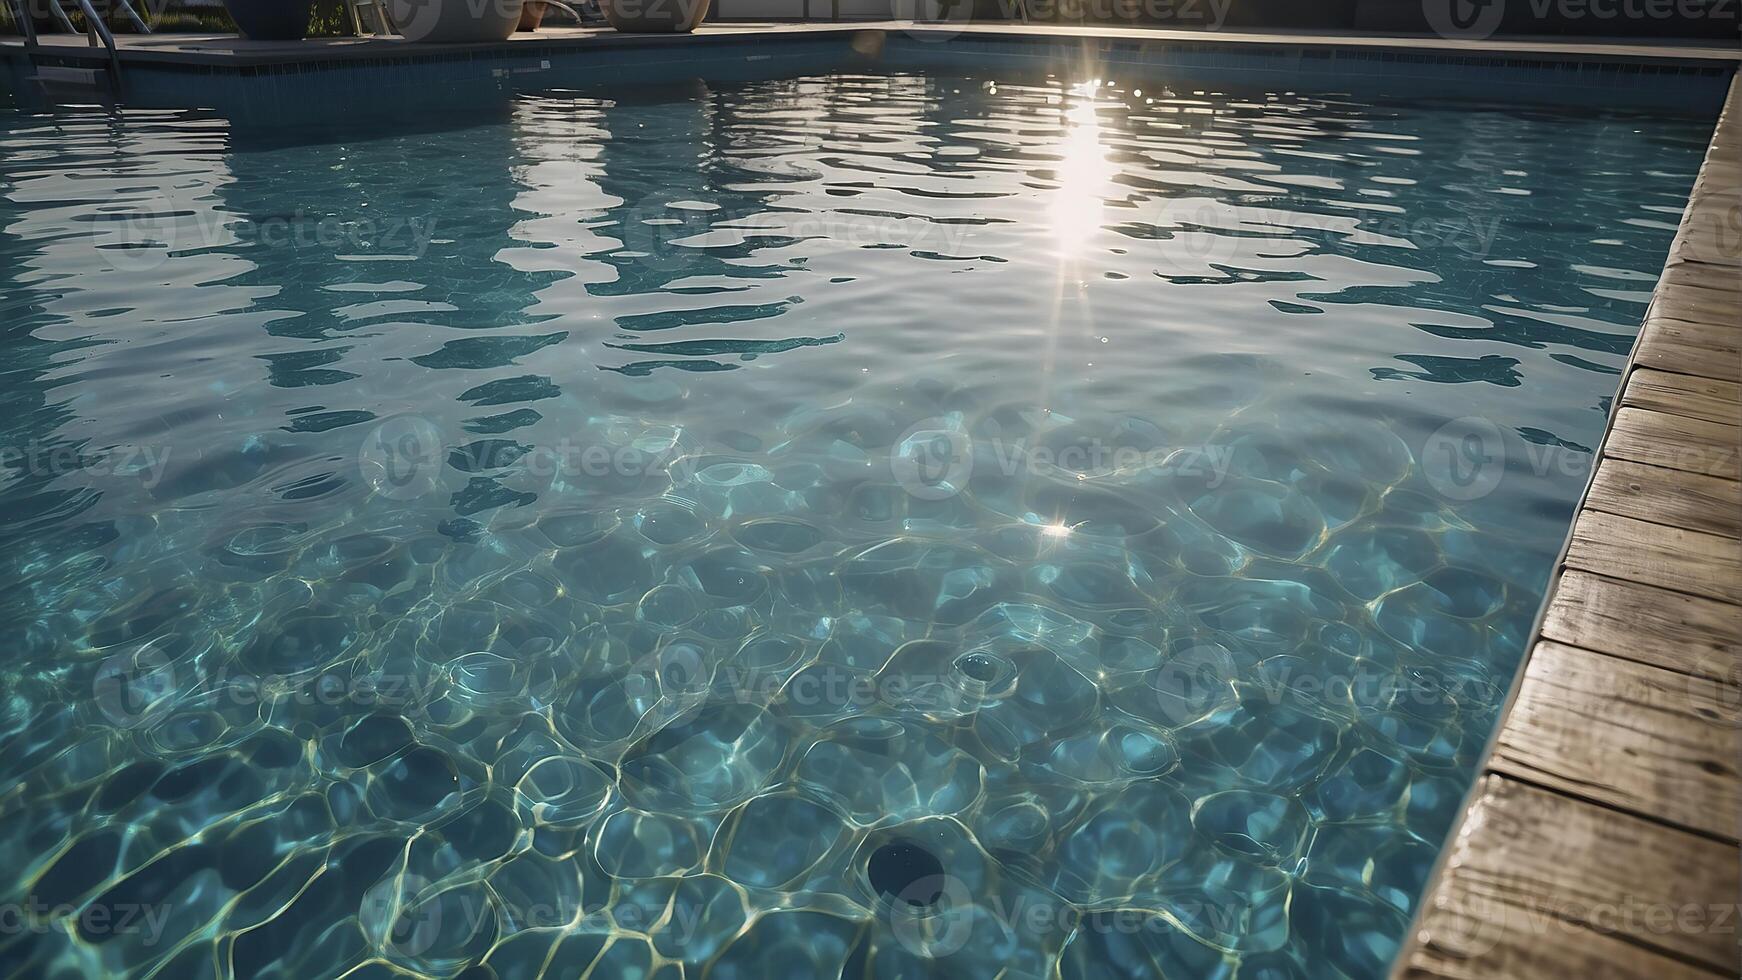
[978, 0, 1740, 40]
[3, 0, 1737, 43]
[1350, 0, 1739, 39]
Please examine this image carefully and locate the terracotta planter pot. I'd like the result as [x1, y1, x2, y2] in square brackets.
[387, 0, 526, 42]
[224, 0, 312, 39]
[602, 0, 709, 32]
[518, 0, 548, 29]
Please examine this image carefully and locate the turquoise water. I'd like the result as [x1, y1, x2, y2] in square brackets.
[0, 68, 1713, 978]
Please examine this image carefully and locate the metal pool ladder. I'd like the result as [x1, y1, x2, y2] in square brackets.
[9, 0, 151, 94]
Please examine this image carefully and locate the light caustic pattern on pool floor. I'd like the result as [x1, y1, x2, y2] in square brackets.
[0, 70, 1711, 978]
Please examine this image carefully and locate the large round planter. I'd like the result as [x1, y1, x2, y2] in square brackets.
[224, 0, 311, 40]
[602, 0, 710, 33]
[387, 0, 526, 42]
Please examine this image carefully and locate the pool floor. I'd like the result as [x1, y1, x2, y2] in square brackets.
[0, 51, 1725, 979]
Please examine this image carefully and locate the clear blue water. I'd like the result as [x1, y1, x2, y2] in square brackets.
[0, 68, 1713, 979]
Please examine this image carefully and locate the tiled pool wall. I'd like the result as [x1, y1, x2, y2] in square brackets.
[883, 32, 1738, 109]
[0, 37, 857, 118]
[1, 30, 1735, 118]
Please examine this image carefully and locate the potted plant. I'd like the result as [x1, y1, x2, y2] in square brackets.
[386, 0, 525, 41]
[224, 0, 312, 39]
[601, 0, 709, 32]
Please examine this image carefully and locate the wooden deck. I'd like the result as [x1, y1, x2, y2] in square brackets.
[1396, 72, 1742, 980]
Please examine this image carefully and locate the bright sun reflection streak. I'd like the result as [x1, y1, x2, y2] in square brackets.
[1035, 77, 1115, 430]
[1048, 92, 1116, 260]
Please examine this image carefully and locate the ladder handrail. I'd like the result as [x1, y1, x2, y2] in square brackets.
[43, 0, 123, 86]
[10, 0, 146, 95]
[68, 0, 119, 79]
[8, 0, 146, 44]
[113, 0, 147, 33]
[48, 0, 77, 33]
[10, 0, 40, 45]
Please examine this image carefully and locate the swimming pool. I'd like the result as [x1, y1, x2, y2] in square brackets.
[0, 49, 1721, 979]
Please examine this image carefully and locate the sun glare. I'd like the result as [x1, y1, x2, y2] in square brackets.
[1048, 87, 1116, 259]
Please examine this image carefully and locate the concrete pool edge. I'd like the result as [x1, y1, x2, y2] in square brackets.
[4, 24, 1737, 132]
[1393, 70, 1741, 980]
[4, 23, 1740, 72]
[1, 24, 1737, 113]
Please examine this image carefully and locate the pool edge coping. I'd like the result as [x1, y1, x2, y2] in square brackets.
[2, 22, 1739, 73]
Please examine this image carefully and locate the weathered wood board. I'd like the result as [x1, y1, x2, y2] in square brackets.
[1540, 569, 1740, 682]
[1489, 640, 1740, 841]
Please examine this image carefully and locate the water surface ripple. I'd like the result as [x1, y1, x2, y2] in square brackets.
[0, 71, 1712, 978]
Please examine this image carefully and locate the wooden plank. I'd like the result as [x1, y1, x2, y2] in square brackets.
[1668, 242, 1742, 273]
[1564, 510, 1742, 604]
[1585, 457, 1742, 539]
[1633, 315, 1742, 384]
[1658, 259, 1742, 294]
[1668, 203, 1742, 270]
[1401, 776, 1741, 979]
[1621, 369, 1742, 427]
[1489, 640, 1740, 841]
[1542, 570, 1740, 683]
[1652, 281, 1742, 324]
[1602, 407, 1741, 481]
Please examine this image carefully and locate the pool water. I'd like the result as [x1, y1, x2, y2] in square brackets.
[0, 66, 1714, 979]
